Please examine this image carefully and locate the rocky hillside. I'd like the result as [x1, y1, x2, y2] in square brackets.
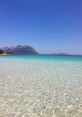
[0, 49, 11, 55]
[1, 45, 39, 55]
[0, 49, 4, 54]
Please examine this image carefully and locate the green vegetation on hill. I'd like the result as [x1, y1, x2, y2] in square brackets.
[0, 50, 4, 54]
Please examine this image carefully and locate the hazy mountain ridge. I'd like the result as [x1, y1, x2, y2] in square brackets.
[1, 45, 38, 55]
[1, 45, 80, 56]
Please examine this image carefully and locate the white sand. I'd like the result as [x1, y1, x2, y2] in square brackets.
[0, 60, 82, 117]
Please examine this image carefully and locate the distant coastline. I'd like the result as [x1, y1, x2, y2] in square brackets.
[1, 45, 38, 55]
[0, 49, 12, 56]
[0, 45, 82, 56]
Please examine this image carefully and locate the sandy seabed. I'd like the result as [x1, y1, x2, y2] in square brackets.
[0, 60, 82, 117]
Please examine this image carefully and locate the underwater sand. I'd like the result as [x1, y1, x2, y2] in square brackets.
[0, 56, 82, 117]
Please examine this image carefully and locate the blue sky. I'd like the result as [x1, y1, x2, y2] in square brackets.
[0, 0, 82, 54]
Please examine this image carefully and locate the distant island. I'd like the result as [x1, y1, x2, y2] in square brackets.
[49, 53, 69, 56]
[1, 45, 38, 55]
[0, 45, 75, 56]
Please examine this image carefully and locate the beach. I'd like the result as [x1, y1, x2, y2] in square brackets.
[0, 55, 82, 117]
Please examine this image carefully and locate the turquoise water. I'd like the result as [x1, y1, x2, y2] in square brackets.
[0, 55, 82, 62]
[0, 55, 82, 117]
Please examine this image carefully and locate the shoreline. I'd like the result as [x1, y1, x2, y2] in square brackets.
[0, 53, 11, 56]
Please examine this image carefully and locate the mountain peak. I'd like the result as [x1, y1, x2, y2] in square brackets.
[1, 45, 39, 55]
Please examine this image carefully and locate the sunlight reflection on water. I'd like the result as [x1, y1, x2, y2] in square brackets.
[0, 60, 82, 117]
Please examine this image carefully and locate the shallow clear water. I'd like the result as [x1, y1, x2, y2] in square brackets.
[0, 55, 82, 117]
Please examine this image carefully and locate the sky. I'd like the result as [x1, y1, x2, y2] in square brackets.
[0, 0, 82, 54]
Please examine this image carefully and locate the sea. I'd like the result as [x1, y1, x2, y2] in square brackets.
[0, 55, 82, 117]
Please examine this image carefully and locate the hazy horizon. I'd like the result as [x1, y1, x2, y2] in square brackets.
[0, 44, 82, 55]
[0, 0, 82, 54]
